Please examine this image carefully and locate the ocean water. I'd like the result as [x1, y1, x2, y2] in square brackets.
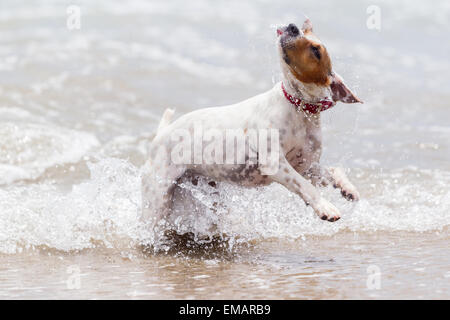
[0, 0, 449, 299]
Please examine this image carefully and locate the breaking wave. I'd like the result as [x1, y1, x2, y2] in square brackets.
[0, 156, 448, 255]
[0, 122, 99, 185]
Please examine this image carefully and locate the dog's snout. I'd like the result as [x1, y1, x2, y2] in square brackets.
[286, 23, 299, 36]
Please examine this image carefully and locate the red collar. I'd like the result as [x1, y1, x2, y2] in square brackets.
[281, 83, 335, 114]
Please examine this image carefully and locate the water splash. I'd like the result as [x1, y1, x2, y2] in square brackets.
[2, 156, 448, 254]
[0, 158, 143, 254]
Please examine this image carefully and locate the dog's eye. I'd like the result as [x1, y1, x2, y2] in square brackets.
[311, 46, 321, 60]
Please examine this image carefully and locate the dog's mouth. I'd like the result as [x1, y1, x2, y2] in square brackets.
[278, 23, 301, 65]
[277, 23, 302, 53]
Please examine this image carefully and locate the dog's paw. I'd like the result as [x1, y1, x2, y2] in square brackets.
[340, 185, 360, 202]
[314, 199, 341, 222]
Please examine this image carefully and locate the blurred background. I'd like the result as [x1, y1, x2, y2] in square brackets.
[1, 0, 449, 174]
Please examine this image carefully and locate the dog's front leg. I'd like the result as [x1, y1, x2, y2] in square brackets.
[270, 157, 341, 222]
[307, 165, 360, 201]
[327, 167, 360, 201]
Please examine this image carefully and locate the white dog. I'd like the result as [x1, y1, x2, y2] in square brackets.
[142, 20, 362, 231]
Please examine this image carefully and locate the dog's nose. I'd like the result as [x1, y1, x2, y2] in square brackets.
[286, 23, 299, 36]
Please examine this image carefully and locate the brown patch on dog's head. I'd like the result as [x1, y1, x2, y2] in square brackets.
[278, 20, 332, 86]
[277, 19, 362, 103]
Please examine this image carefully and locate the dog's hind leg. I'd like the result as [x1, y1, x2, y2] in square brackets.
[141, 160, 186, 231]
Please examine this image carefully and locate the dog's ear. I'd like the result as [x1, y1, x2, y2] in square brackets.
[302, 19, 313, 33]
[329, 72, 362, 104]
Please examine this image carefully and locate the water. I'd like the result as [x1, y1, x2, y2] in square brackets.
[0, 0, 449, 299]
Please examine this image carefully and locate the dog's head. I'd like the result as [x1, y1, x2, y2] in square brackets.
[277, 20, 361, 103]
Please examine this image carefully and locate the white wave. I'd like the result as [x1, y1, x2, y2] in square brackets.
[0, 157, 448, 254]
[0, 158, 143, 254]
[0, 122, 99, 184]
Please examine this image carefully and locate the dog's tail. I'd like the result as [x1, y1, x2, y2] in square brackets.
[157, 108, 175, 134]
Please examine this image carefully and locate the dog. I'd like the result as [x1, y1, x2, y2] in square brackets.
[142, 19, 362, 232]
